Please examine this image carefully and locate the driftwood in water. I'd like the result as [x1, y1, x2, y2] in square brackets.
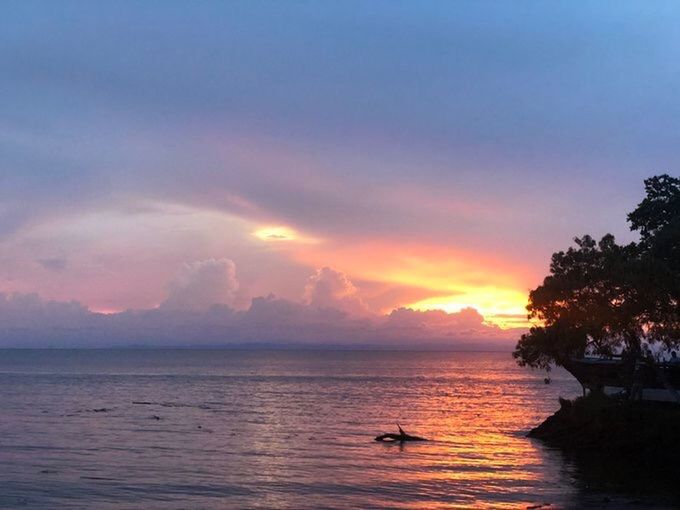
[375, 424, 427, 442]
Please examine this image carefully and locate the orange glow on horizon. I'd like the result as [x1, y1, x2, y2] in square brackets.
[90, 307, 122, 315]
[289, 239, 533, 329]
[407, 292, 530, 329]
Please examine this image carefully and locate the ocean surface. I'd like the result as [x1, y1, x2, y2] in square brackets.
[0, 349, 676, 509]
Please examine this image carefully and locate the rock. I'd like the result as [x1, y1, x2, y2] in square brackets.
[529, 392, 680, 466]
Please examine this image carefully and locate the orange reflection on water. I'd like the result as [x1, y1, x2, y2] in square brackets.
[359, 354, 579, 508]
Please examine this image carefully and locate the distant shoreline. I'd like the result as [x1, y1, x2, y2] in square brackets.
[0, 344, 514, 352]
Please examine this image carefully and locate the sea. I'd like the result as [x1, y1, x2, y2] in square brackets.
[0, 349, 676, 509]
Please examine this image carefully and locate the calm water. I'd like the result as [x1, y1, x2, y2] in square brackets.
[0, 350, 675, 509]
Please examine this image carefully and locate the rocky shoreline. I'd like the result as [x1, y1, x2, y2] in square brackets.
[529, 392, 680, 465]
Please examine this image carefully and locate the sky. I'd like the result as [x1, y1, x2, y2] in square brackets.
[1, 1, 679, 347]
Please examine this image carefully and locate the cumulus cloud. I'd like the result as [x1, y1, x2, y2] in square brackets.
[0, 296, 522, 350]
[0, 264, 524, 348]
[386, 307, 485, 330]
[303, 267, 367, 315]
[0, 293, 95, 347]
[379, 307, 503, 342]
[161, 258, 239, 311]
[0, 292, 89, 324]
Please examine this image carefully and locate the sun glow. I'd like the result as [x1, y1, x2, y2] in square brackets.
[253, 226, 299, 242]
[290, 240, 533, 329]
[408, 289, 530, 329]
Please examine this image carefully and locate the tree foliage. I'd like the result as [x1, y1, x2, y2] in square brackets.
[514, 175, 680, 370]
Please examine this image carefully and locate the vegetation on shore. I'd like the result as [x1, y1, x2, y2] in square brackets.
[514, 175, 680, 462]
[514, 174, 680, 370]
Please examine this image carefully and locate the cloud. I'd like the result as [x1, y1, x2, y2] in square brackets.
[2, 2, 667, 314]
[0, 292, 89, 324]
[381, 307, 498, 341]
[0, 293, 95, 347]
[0, 283, 524, 350]
[303, 267, 367, 315]
[161, 258, 239, 311]
[1, 2, 667, 256]
[0, 261, 524, 348]
[37, 257, 68, 272]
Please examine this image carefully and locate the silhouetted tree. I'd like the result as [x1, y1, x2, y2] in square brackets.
[514, 175, 680, 369]
[628, 174, 680, 345]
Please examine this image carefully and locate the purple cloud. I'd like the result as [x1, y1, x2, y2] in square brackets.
[303, 267, 367, 315]
[0, 266, 523, 349]
[161, 258, 239, 312]
[37, 257, 68, 272]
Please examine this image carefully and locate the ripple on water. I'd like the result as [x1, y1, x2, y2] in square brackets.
[0, 350, 676, 509]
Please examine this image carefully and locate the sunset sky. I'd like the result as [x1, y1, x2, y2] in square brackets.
[1, 1, 679, 346]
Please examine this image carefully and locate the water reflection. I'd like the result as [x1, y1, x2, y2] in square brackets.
[554, 447, 680, 509]
[0, 350, 674, 508]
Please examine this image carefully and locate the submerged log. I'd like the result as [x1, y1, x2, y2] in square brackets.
[374, 424, 427, 442]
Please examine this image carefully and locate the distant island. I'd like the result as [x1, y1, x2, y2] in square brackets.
[514, 174, 680, 465]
